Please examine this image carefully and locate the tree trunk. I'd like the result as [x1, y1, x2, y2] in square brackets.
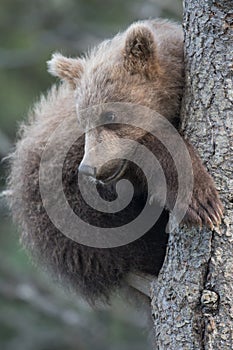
[151, 1, 233, 349]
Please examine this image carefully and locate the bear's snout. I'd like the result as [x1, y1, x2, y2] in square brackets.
[78, 163, 97, 178]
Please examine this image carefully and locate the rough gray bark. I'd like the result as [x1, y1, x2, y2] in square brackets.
[151, 1, 233, 349]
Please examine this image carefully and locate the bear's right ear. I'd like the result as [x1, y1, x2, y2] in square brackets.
[47, 53, 84, 88]
[123, 24, 158, 77]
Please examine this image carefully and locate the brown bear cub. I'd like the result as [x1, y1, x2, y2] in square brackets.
[8, 19, 223, 303]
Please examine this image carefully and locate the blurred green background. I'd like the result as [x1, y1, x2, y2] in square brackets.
[0, 1, 182, 349]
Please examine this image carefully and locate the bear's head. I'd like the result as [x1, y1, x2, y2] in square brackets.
[48, 20, 184, 186]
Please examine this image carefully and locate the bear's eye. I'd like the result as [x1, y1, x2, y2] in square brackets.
[100, 111, 116, 124]
[100, 111, 120, 131]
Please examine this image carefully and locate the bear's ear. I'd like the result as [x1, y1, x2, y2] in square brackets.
[123, 24, 157, 76]
[47, 53, 84, 88]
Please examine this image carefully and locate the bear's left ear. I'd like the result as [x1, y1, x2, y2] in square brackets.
[47, 53, 84, 88]
[123, 24, 157, 76]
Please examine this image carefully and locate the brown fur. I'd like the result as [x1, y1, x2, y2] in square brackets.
[7, 19, 223, 304]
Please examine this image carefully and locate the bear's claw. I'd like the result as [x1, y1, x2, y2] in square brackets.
[183, 185, 224, 229]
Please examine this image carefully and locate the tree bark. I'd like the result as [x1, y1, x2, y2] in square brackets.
[151, 1, 233, 349]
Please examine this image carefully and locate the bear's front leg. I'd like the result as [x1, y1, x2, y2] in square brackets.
[148, 134, 223, 230]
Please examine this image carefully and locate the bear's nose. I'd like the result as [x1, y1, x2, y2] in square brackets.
[78, 163, 97, 178]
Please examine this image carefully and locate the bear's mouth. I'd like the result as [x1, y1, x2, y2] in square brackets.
[96, 160, 127, 185]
